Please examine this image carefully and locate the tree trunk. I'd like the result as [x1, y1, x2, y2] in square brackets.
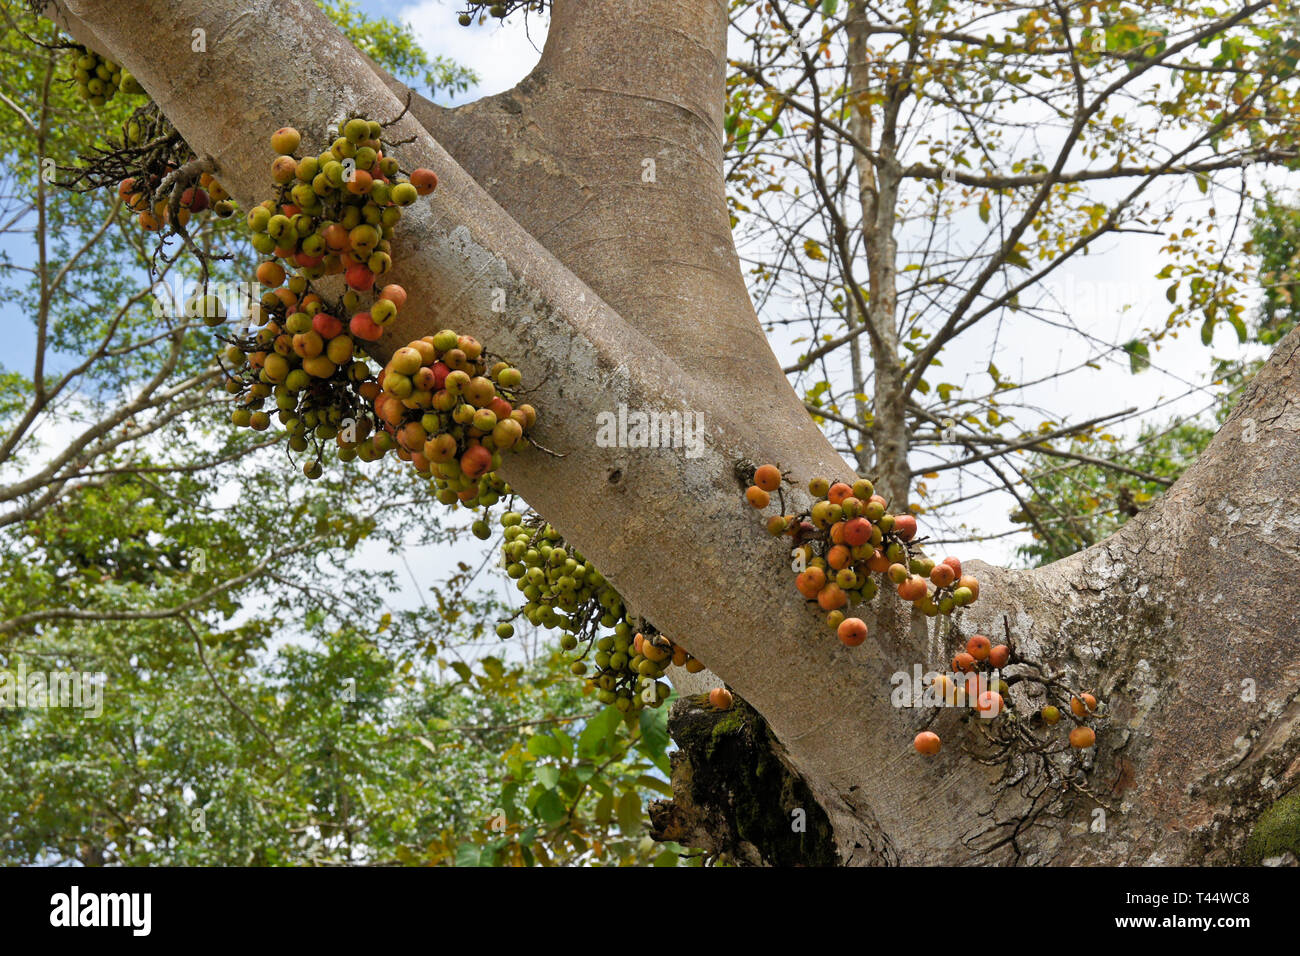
[846, 0, 909, 507]
[46, 0, 1300, 864]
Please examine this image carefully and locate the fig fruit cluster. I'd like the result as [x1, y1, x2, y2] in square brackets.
[120, 169, 233, 232]
[66, 46, 143, 107]
[217, 278, 380, 479]
[219, 119, 534, 501]
[110, 107, 234, 232]
[371, 332, 535, 509]
[498, 514, 697, 712]
[914, 639, 1104, 756]
[246, 116, 436, 303]
[743, 464, 980, 644]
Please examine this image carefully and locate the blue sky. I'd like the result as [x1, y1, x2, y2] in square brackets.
[373, 0, 545, 102]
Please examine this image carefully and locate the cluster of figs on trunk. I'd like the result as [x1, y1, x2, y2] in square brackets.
[120, 169, 233, 232]
[374, 333, 536, 510]
[65, 44, 143, 107]
[913, 633, 1013, 755]
[497, 513, 698, 713]
[245, 116, 436, 331]
[115, 108, 236, 231]
[742, 464, 1104, 757]
[216, 119, 535, 510]
[914, 645, 1104, 756]
[743, 464, 980, 647]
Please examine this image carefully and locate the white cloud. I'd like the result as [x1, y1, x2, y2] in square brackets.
[397, 1, 547, 102]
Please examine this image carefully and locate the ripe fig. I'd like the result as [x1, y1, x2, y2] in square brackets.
[837, 617, 868, 647]
[753, 464, 781, 492]
[914, 731, 941, 755]
[271, 126, 301, 155]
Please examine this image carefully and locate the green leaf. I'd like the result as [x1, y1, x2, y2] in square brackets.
[535, 764, 561, 790]
[454, 842, 485, 867]
[1003, 246, 1031, 269]
[595, 792, 614, 825]
[616, 790, 642, 833]
[1122, 340, 1150, 374]
[1200, 316, 1215, 346]
[534, 788, 567, 823]
[638, 703, 672, 773]
[526, 733, 562, 758]
[578, 706, 621, 758]
[551, 726, 575, 760]
[635, 774, 673, 797]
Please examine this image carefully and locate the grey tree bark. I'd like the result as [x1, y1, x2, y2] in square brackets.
[41, 0, 1300, 864]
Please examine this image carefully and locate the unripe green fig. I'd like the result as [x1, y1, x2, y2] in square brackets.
[290, 184, 316, 209]
[187, 293, 225, 325]
[370, 299, 397, 326]
[343, 118, 369, 144]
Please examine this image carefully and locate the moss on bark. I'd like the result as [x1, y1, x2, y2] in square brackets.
[1243, 790, 1300, 865]
[648, 693, 838, 866]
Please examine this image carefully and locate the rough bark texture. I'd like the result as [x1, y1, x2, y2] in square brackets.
[44, 0, 1300, 865]
[648, 694, 838, 866]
